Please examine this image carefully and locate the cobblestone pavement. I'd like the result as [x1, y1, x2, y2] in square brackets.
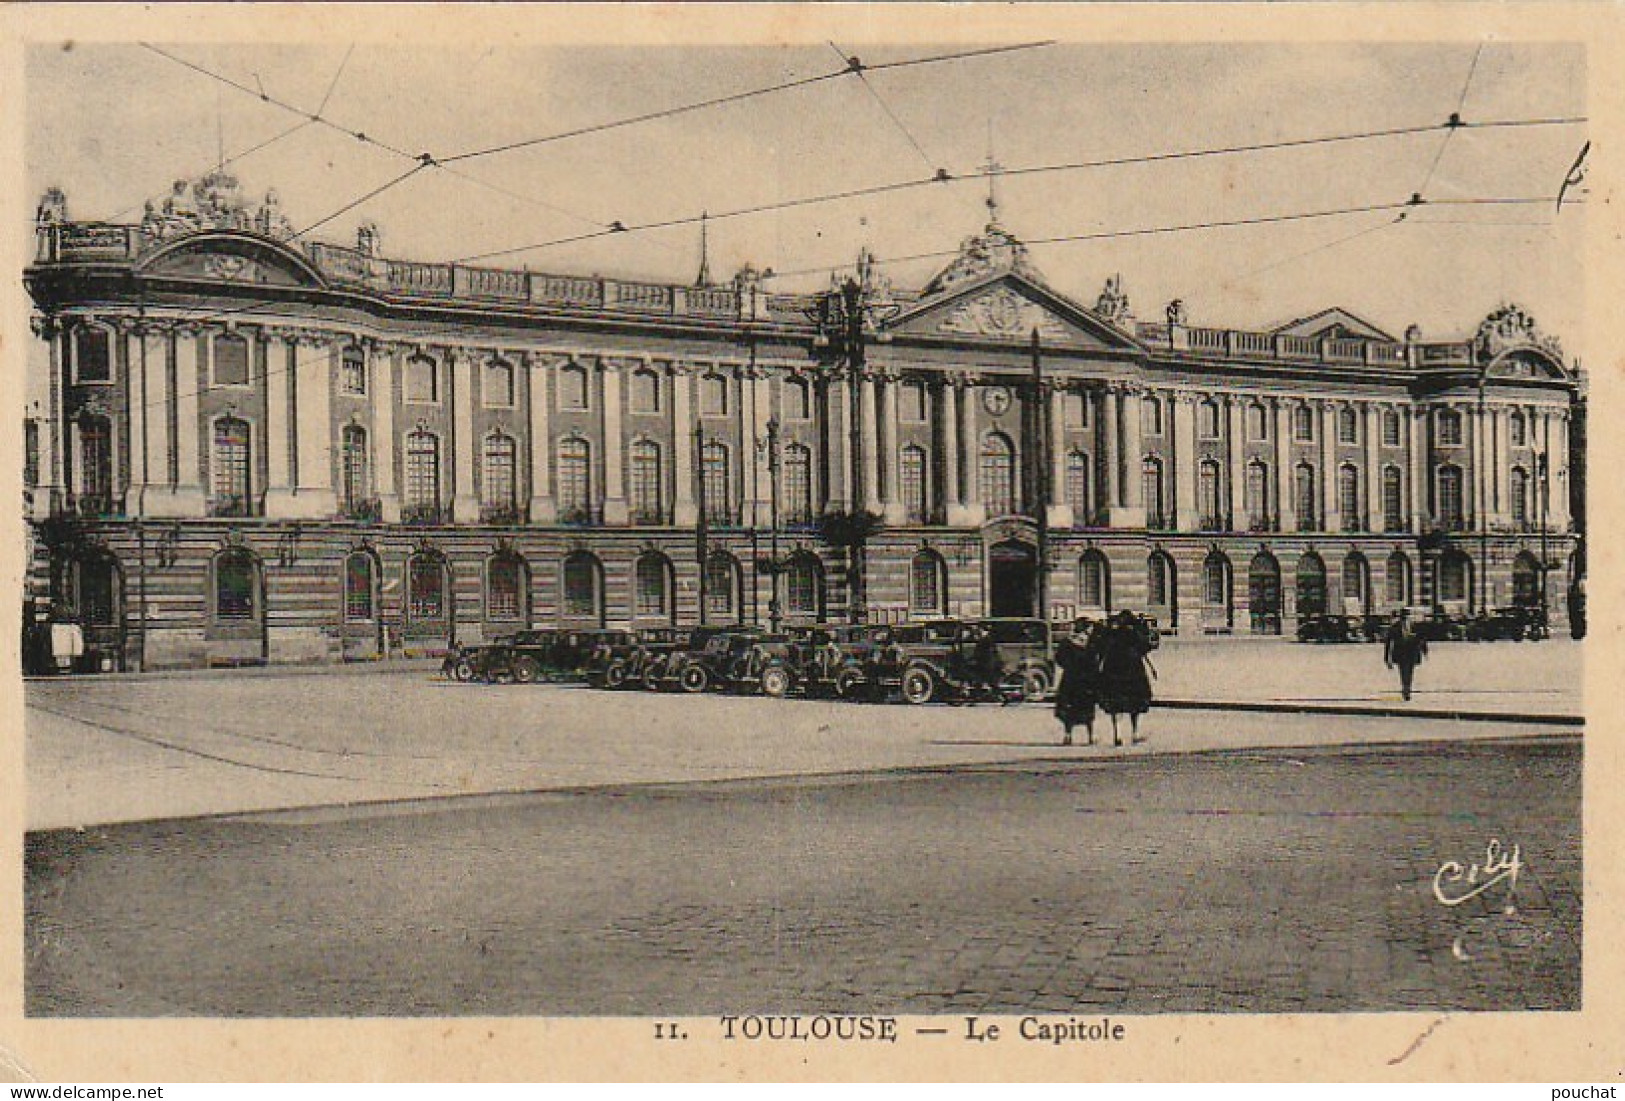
[24, 639, 1581, 829]
[25, 739, 1580, 1016]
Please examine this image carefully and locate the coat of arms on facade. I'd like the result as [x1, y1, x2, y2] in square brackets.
[940, 287, 1067, 340]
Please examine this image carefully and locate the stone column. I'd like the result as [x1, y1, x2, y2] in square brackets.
[1274, 398, 1292, 533]
[376, 345, 399, 522]
[942, 378, 967, 525]
[450, 348, 479, 523]
[132, 328, 165, 513]
[749, 369, 772, 525]
[1495, 405, 1512, 525]
[1470, 403, 1486, 530]
[1550, 409, 1571, 532]
[1363, 402, 1381, 532]
[1407, 406, 1426, 531]
[1173, 393, 1198, 531]
[1046, 383, 1073, 528]
[1317, 400, 1333, 531]
[526, 354, 554, 524]
[1227, 395, 1245, 530]
[878, 372, 905, 524]
[858, 373, 879, 512]
[960, 378, 985, 525]
[825, 376, 850, 511]
[1101, 387, 1121, 514]
[671, 365, 696, 525]
[282, 332, 335, 518]
[263, 329, 295, 515]
[600, 359, 628, 524]
[173, 327, 204, 511]
[1114, 386, 1145, 526]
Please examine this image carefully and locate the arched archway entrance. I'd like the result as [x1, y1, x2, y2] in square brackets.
[1248, 551, 1282, 635]
[988, 539, 1037, 618]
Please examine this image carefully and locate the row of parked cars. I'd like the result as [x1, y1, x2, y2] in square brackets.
[442, 616, 1150, 706]
[1295, 606, 1551, 644]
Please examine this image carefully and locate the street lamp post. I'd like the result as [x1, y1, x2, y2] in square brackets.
[767, 416, 782, 632]
[1477, 367, 1489, 613]
[1538, 449, 1550, 615]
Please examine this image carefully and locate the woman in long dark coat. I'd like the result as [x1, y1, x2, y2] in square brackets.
[1053, 619, 1101, 746]
[1096, 610, 1156, 746]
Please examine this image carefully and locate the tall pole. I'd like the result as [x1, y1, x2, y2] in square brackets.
[768, 416, 782, 632]
[1539, 449, 1550, 614]
[1032, 328, 1049, 620]
[694, 424, 708, 626]
[1478, 370, 1489, 613]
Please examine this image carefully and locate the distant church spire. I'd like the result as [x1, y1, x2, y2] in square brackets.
[694, 211, 713, 288]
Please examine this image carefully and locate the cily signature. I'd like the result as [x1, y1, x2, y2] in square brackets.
[1433, 838, 1522, 907]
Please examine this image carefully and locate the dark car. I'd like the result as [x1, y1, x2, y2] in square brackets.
[1296, 614, 1359, 643]
[759, 624, 895, 699]
[645, 626, 752, 692]
[1409, 607, 1468, 642]
[869, 617, 1054, 706]
[1465, 605, 1550, 642]
[481, 628, 630, 683]
[663, 629, 794, 695]
[586, 627, 685, 689]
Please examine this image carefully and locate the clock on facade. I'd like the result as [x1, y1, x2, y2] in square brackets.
[981, 385, 1013, 416]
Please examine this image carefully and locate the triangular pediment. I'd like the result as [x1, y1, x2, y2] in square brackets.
[1271, 307, 1396, 343]
[888, 272, 1141, 351]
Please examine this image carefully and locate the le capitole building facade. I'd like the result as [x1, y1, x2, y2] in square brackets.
[24, 174, 1584, 669]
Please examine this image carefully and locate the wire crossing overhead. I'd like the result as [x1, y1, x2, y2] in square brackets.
[436, 41, 1056, 164]
[454, 114, 1586, 264]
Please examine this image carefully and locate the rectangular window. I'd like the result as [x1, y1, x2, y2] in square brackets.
[900, 447, 927, 523]
[341, 349, 368, 396]
[1382, 412, 1401, 447]
[75, 328, 112, 383]
[24, 420, 40, 487]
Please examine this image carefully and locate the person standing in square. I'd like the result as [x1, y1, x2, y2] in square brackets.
[1384, 608, 1429, 701]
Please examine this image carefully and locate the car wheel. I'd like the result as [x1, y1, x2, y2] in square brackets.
[452, 658, 475, 682]
[760, 663, 791, 698]
[679, 664, 710, 694]
[605, 662, 628, 689]
[1019, 667, 1052, 702]
[512, 656, 540, 684]
[900, 665, 936, 705]
[833, 666, 865, 700]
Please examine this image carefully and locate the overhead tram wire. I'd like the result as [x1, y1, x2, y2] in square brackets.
[435, 41, 1055, 165]
[138, 42, 612, 235]
[108, 46, 361, 224]
[764, 194, 1556, 283]
[451, 114, 1586, 264]
[828, 40, 939, 173]
[1417, 42, 1487, 199]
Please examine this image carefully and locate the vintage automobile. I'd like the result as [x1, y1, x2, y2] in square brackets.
[479, 628, 631, 683]
[758, 624, 895, 699]
[643, 625, 750, 692]
[1408, 607, 1469, 643]
[585, 627, 685, 689]
[1296, 614, 1360, 644]
[1465, 605, 1550, 642]
[868, 617, 1057, 706]
[650, 627, 792, 694]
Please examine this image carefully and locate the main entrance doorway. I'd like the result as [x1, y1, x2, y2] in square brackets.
[988, 539, 1037, 618]
[1248, 551, 1282, 635]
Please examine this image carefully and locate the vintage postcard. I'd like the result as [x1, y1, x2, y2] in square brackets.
[0, 1, 1619, 1082]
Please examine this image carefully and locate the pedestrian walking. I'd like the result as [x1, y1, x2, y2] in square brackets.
[1383, 607, 1429, 700]
[1096, 610, 1156, 746]
[1053, 618, 1102, 746]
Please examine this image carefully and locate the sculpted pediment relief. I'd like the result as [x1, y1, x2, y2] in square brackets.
[137, 231, 325, 289]
[889, 277, 1137, 350]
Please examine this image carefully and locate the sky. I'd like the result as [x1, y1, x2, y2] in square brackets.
[24, 39, 1589, 351]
